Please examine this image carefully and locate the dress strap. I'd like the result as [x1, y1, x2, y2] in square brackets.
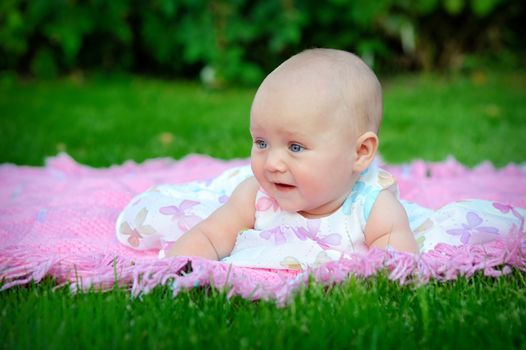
[345, 164, 399, 222]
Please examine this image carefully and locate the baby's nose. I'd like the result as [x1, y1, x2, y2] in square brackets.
[265, 149, 286, 172]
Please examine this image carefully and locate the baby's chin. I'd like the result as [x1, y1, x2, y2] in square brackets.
[260, 184, 319, 214]
[269, 195, 304, 214]
[273, 199, 300, 213]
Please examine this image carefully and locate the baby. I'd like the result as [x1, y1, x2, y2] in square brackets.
[116, 49, 524, 269]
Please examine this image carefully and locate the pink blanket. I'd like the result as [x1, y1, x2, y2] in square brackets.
[1, 154, 525, 303]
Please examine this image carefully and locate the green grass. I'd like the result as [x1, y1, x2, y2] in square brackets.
[382, 71, 526, 165]
[2, 273, 526, 350]
[0, 70, 525, 167]
[0, 77, 254, 166]
[1, 70, 526, 349]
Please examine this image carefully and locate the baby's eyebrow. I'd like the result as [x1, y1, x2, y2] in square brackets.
[281, 130, 309, 140]
[249, 124, 265, 135]
[250, 124, 310, 141]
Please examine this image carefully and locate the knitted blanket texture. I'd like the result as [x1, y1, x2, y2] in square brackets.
[1, 153, 525, 303]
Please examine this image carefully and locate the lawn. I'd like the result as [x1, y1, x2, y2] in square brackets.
[1, 69, 526, 349]
[1, 70, 525, 167]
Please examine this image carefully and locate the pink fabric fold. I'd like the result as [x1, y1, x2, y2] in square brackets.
[1, 153, 525, 303]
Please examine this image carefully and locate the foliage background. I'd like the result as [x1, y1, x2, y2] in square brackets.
[1, 0, 524, 85]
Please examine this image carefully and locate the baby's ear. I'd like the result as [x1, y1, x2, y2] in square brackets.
[353, 131, 378, 172]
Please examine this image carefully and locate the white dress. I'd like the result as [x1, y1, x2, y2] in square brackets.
[115, 164, 525, 269]
[222, 165, 397, 269]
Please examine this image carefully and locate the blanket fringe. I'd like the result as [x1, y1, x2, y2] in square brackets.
[1, 229, 525, 304]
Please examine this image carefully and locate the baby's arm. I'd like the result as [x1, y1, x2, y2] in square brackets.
[164, 177, 259, 260]
[364, 190, 419, 254]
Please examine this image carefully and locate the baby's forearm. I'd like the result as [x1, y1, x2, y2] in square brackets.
[370, 230, 418, 254]
[164, 225, 220, 260]
[163, 177, 258, 260]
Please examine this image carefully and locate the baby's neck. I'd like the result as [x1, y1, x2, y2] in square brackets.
[298, 207, 340, 219]
[297, 192, 351, 219]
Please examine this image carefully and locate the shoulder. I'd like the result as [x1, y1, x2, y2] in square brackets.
[364, 190, 418, 253]
[202, 176, 259, 235]
[232, 176, 259, 197]
[225, 176, 259, 213]
[355, 165, 398, 219]
[359, 164, 397, 190]
[364, 190, 409, 243]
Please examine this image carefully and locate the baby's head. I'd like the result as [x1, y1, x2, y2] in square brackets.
[249, 49, 383, 217]
[252, 48, 383, 139]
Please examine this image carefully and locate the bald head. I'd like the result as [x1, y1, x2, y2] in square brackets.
[252, 49, 383, 136]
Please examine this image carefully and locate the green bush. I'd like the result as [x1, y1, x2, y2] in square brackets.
[0, 0, 523, 84]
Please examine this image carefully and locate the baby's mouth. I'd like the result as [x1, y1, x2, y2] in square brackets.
[274, 183, 296, 192]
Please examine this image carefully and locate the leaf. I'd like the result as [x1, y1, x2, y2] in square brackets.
[119, 221, 133, 235]
[138, 224, 157, 236]
[444, 0, 465, 15]
[135, 207, 149, 226]
[30, 48, 57, 79]
[471, 0, 502, 17]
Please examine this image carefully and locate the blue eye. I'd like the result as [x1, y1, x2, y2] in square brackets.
[289, 143, 304, 153]
[255, 139, 268, 149]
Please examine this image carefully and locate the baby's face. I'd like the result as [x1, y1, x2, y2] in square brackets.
[249, 78, 360, 218]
